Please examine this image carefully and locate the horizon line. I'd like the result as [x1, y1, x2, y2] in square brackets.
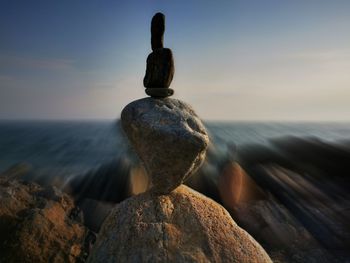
[0, 118, 350, 123]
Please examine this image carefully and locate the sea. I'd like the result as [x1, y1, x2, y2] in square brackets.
[0, 120, 350, 177]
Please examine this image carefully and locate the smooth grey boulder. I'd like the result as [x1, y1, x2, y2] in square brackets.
[87, 185, 272, 263]
[121, 97, 209, 194]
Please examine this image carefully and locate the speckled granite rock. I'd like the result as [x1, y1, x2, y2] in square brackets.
[87, 185, 272, 263]
[121, 97, 209, 194]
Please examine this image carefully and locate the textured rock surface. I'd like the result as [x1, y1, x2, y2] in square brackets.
[0, 165, 91, 263]
[121, 97, 209, 194]
[88, 185, 272, 263]
[143, 48, 175, 89]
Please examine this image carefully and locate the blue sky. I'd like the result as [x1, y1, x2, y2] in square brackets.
[1, 0, 349, 120]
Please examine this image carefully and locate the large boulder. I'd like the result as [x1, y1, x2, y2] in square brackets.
[121, 98, 209, 194]
[88, 184, 272, 263]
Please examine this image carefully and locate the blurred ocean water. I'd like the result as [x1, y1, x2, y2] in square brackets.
[1, 120, 350, 263]
[0, 120, 350, 175]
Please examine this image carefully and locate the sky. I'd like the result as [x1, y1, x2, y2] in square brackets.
[0, 0, 349, 121]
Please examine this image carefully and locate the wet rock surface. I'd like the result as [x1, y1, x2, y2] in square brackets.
[121, 97, 209, 194]
[88, 185, 272, 263]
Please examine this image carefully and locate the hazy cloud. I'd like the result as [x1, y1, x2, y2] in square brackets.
[0, 55, 75, 71]
[286, 49, 350, 62]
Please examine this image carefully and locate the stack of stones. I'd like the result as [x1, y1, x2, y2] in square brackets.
[143, 12, 174, 98]
[121, 12, 208, 194]
[87, 13, 272, 263]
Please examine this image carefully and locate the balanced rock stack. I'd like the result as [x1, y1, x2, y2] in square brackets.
[144, 12, 174, 98]
[88, 13, 272, 263]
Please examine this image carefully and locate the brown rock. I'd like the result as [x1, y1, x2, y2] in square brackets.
[0, 168, 90, 263]
[78, 198, 115, 233]
[143, 48, 175, 90]
[121, 97, 209, 194]
[87, 185, 272, 263]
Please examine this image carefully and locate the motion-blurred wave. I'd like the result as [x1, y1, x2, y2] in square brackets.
[1, 120, 350, 262]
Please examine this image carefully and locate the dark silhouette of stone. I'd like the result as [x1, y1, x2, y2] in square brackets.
[143, 48, 174, 89]
[145, 87, 174, 97]
[143, 12, 174, 98]
[151, 12, 165, 50]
